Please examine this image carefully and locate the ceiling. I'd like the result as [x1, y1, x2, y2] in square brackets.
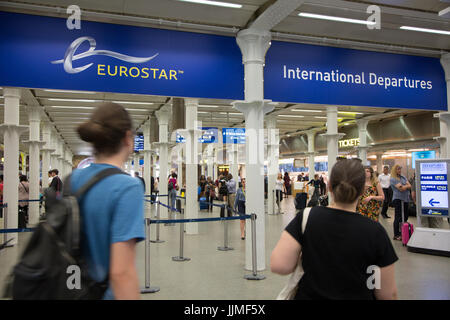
[0, 0, 448, 155]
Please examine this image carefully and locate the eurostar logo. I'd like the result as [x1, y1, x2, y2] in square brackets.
[51, 36, 159, 74]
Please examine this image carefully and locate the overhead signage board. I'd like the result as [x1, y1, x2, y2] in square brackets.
[417, 160, 449, 217]
[412, 150, 436, 169]
[222, 128, 245, 144]
[176, 127, 219, 143]
[134, 134, 144, 152]
[265, 41, 447, 111]
[0, 11, 244, 100]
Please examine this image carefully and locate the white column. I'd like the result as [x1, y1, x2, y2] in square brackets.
[437, 54, 450, 158]
[206, 144, 215, 179]
[155, 106, 171, 219]
[41, 122, 54, 183]
[133, 152, 140, 176]
[184, 98, 200, 235]
[230, 144, 239, 182]
[306, 130, 317, 179]
[356, 119, 370, 165]
[24, 106, 45, 225]
[177, 144, 184, 192]
[266, 116, 279, 215]
[376, 153, 383, 173]
[435, 113, 450, 159]
[321, 106, 345, 177]
[0, 88, 28, 244]
[233, 28, 276, 271]
[143, 122, 152, 195]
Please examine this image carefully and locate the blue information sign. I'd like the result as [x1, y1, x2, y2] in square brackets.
[265, 41, 447, 110]
[222, 128, 245, 144]
[418, 161, 449, 217]
[176, 127, 218, 143]
[134, 134, 144, 152]
[412, 151, 436, 169]
[0, 11, 244, 100]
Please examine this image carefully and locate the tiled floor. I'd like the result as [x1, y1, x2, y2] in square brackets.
[1, 197, 449, 300]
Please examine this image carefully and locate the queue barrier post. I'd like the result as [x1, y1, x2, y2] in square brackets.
[172, 208, 190, 262]
[244, 213, 265, 281]
[141, 218, 160, 294]
[218, 205, 233, 251]
[150, 201, 165, 244]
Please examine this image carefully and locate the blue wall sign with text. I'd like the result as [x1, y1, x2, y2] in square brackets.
[265, 41, 447, 111]
[222, 128, 245, 144]
[0, 11, 244, 100]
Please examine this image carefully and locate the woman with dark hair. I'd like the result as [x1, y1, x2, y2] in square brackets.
[283, 172, 291, 198]
[271, 159, 398, 300]
[357, 166, 384, 222]
[71, 102, 145, 300]
[18, 175, 30, 228]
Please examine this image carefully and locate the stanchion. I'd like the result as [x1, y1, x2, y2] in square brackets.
[244, 213, 265, 280]
[218, 206, 233, 251]
[150, 202, 165, 244]
[141, 218, 160, 294]
[172, 208, 190, 262]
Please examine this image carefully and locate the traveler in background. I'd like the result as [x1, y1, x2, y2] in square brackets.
[319, 174, 326, 196]
[18, 175, 30, 228]
[47, 170, 53, 187]
[150, 175, 155, 202]
[49, 169, 63, 196]
[390, 165, 411, 241]
[218, 175, 228, 203]
[205, 177, 215, 212]
[234, 180, 246, 240]
[307, 174, 321, 200]
[276, 173, 284, 206]
[168, 172, 178, 213]
[73, 102, 144, 299]
[271, 159, 398, 300]
[134, 172, 145, 192]
[199, 175, 207, 196]
[283, 172, 291, 198]
[154, 177, 159, 200]
[378, 166, 392, 219]
[357, 166, 384, 222]
[226, 174, 237, 217]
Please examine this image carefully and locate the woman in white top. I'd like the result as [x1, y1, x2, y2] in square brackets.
[276, 173, 284, 205]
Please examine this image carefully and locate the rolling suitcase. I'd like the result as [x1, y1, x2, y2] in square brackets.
[295, 192, 307, 210]
[199, 197, 208, 210]
[401, 200, 414, 246]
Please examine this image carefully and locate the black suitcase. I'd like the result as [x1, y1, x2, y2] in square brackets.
[295, 192, 307, 210]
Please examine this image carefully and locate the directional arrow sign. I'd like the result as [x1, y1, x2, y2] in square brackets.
[429, 199, 440, 207]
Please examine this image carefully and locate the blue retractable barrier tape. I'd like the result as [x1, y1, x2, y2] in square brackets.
[149, 215, 251, 225]
[0, 228, 36, 234]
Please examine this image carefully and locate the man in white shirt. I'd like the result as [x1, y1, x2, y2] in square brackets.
[378, 166, 392, 219]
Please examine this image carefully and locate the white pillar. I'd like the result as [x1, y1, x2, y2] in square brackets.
[229, 144, 239, 182]
[155, 106, 171, 219]
[356, 119, 370, 165]
[0, 88, 28, 244]
[184, 98, 200, 235]
[233, 28, 276, 271]
[177, 144, 184, 192]
[133, 152, 140, 176]
[206, 144, 215, 179]
[306, 130, 317, 179]
[435, 113, 450, 159]
[143, 122, 152, 196]
[41, 122, 54, 184]
[376, 153, 383, 173]
[23, 106, 45, 225]
[266, 116, 278, 215]
[321, 106, 345, 176]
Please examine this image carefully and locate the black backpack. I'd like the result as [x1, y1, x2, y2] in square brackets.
[3, 167, 126, 300]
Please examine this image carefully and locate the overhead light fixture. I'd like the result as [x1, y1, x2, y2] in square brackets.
[298, 12, 376, 26]
[292, 109, 323, 113]
[125, 108, 151, 112]
[49, 106, 95, 109]
[199, 105, 220, 108]
[314, 116, 328, 119]
[43, 89, 96, 94]
[338, 111, 363, 115]
[178, 0, 242, 9]
[278, 115, 305, 118]
[400, 26, 450, 36]
[114, 101, 154, 105]
[47, 98, 98, 103]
